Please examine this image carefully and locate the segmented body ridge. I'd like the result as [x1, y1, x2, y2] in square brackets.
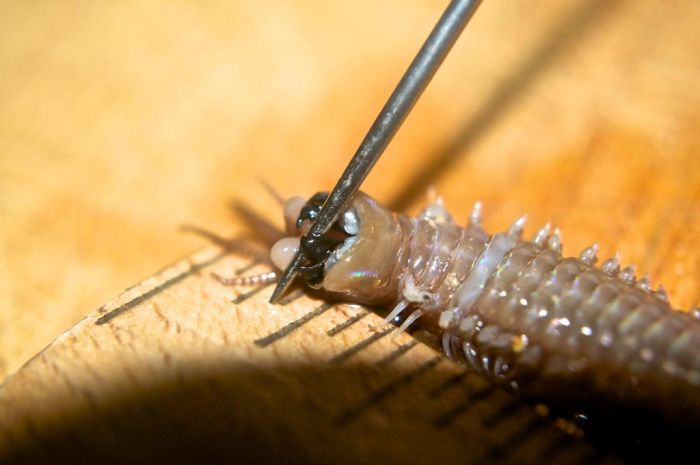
[265, 191, 699, 424]
[392, 200, 700, 423]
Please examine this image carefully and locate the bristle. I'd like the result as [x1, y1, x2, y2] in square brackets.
[426, 186, 439, 203]
[532, 223, 551, 247]
[547, 228, 562, 253]
[579, 242, 599, 266]
[602, 252, 621, 275]
[469, 201, 483, 227]
[637, 274, 651, 291]
[656, 284, 669, 302]
[507, 214, 527, 238]
[442, 333, 454, 359]
[619, 264, 637, 283]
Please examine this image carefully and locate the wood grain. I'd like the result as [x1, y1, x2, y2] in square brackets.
[1, 0, 699, 462]
[0, 247, 617, 464]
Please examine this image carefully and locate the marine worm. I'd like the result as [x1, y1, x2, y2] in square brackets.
[259, 191, 699, 425]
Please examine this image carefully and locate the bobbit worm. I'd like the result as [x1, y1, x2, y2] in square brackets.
[258, 190, 700, 426]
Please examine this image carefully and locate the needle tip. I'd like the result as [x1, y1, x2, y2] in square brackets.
[269, 282, 289, 304]
[269, 250, 305, 303]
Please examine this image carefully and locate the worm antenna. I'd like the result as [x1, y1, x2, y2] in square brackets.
[212, 271, 278, 286]
[396, 309, 424, 335]
[384, 299, 410, 324]
[579, 242, 600, 266]
[532, 222, 551, 247]
[257, 176, 285, 206]
[179, 224, 232, 248]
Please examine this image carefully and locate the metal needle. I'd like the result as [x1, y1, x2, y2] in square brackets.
[270, 0, 482, 303]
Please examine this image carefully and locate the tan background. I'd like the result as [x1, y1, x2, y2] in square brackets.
[1, 0, 699, 387]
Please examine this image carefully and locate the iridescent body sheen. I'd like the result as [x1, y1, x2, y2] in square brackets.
[271, 192, 700, 425]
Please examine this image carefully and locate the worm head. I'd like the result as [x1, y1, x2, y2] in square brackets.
[271, 192, 405, 305]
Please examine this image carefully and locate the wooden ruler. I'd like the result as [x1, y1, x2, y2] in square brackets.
[1, 2, 699, 462]
[0, 245, 621, 465]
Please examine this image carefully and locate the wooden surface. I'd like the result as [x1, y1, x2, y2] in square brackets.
[1, 248, 617, 465]
[1, 0, 699, 463]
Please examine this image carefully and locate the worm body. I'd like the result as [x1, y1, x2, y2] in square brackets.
[271, 192, 700, 425]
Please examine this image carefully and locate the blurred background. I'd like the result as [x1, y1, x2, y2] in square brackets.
[1, 0, 699, 389]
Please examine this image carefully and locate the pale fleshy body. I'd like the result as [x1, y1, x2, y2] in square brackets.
[272, 192, 700, 425]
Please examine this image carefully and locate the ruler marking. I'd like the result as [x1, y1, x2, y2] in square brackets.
[433, 385, 497, 428]
[329, 326, 395, 364]
[473, 415, 551, 465]
[537, 433, 583, 463]
[481, 398, 525, 428]
[254, 303, 334, 347]
[232, 282, 273, 304]
[336, 356, 441, 425]
[95, 250, 229, 325]
[276, 288, 306, 306]
[427, 371, 469, 398]
[327, 311, 369, 336]
[572, 449, 608, 465]
[375, 340, 419, 366]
